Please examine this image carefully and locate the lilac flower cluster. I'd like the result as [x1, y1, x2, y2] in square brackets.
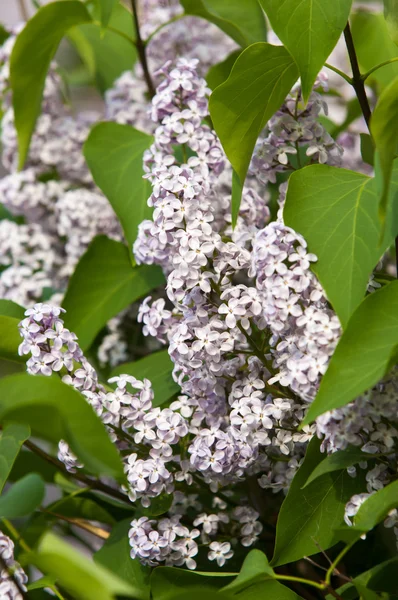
[0, 531, 28, 600]
[249, 74, 343, 184]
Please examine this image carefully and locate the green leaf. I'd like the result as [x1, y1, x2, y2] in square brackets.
[371, 76, 398, 224]
[10, 449, 57, 483]
[0, 300, 25, 319]
[95, 519, 151, 600]
[360, 133, 375, 166]
[62, 236, 164, 351]
[302, 281, 398, 425]
[30, 532, 139, 600]
[181, 0, 267, 47]
[0, 373, 125, 481]
[99, 0, 116, 27]
[151, 567, 234, 600]
[303, 446, 370, 488]
[0, 473, 44, 518]
[354, 480, 398, 533]
[384, 0, 398, 46]
[271, 437, 364, 566]
[259, 0, 352, 103]
[169, 592, 232, 600]
[237, 580, 304, 600]
[51, 496, 115, 526]
[110, 350, 179, 407]
[206, 50, 241, 90]
[222, 550, 274, 594]
[0, 316, 26, 364]
[10, 1, 92, 169]
[139, 493, 173, 517]
[284, 164, 398, 327]
[209, 42, 298, 213]
[72, 2, 137, 93]
[355, 557, 398, 595]
[84, 123, 154, 253]
[351, 11, 398, 92]
[0, 423, 30, 493]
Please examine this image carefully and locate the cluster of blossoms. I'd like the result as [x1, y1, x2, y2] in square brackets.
[249, 74, 343, 184]
[0, 531, 28, 599]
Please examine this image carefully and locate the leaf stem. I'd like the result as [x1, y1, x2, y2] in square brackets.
[274, 574, 325, 591]
[23, 439, 131, 505]
[343, 22, 372, 130]
[40, 509, 110, 539]
[324, 63, 352, 85]
[325, 543, 354, 586]
[93, 21, 137, 48]
[130, 0, 156, 98]
[361, 57, 398, 81]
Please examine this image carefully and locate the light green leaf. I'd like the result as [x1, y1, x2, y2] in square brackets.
[181, 0, 267, 47]
[0, 473, 44, 518]
[237, 580, 304, 600]
[354, 480, 398, 533]
[206, 50, 241, 90]
[384, 0, 398, 46]
[0, 423, 30, 493]
[360, 133, 375, 167]
[302, 281, 398, 425]
[0, 316, 26, 364]
[284, 164, 398, 327]
[10, 1, 92, 169]
[72, 2, 137, 92]
[62, 236, 164, 351]
[371, 76, 398, 224]
[209, 42, 298, 213]
[30, 532, 139, 600]
[271, 437, 364, 566]
[302, 446, 370, 488]
[99, 0, 116, 27]
[351, 11, 398, 92]
[110, 350, 179, 407]
[259, 0, 352, 102]
[0, 373, 125, 481]
[151, 568, 234, 600]
[84, 124, 154, 253]
[0, 300, 25, 319]
[95, 519, 151, 600]
[222, 550, 274, 594]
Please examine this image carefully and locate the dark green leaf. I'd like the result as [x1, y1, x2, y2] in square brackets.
[110, 350, 179, 407]
[0, 373, 125, 481]
[302, 281, 398, 425]
[170, 592, 231, 600]
[0, 300, 25, 319]
[72, 2, 137, 93]
[30, 532, 139, 600]
[371, 75, 398, 224]
[99, 0, 116, 27]
[0, 423, 30, 493]
[10, 0, 92, 168]
[0, 316, 25, 364]
[360, 133, 375, 166]
[284, 164, 398, 327]
[237, 580, 304, 600]
[231, 168, 243, 228]
[181, 0, 267, 47]
[95, 519, 151, 600]
[62, 236, 164, 351]
[51, 496, 115, 525]
[206, 50, 241, 90]
[303, 446, 370, 488]
[271, 437, 364, 566]
[351, 11, 398, 92]
[151, 567, 234, 600]
[356, 557, 398, 594]
[84, 123, 154, 253]
[209, 42, 298, 213]
[139, 493, 173, 517]
[0, 473, 44, 518]
[222, 550, 274, 594]
[384, 0, 398, 46]
[9, 449, 57, 483]
[259, 0, 352, 102]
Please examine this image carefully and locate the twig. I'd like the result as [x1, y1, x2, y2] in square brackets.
[40, 509, 110, 540]
[343, 22, 372, 130]
[23, 439, 130, 505]
[130, 0, 156, 97]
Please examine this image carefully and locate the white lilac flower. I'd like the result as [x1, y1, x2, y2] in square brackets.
[0, 531, 28, 599]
